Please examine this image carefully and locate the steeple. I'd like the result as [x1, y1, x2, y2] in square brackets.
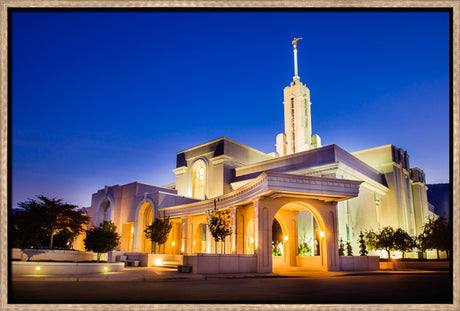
[276, 38, 321, 157]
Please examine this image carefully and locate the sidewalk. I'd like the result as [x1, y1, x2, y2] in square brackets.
[12, 266, 448, 282]
[12, 266, 279, 282]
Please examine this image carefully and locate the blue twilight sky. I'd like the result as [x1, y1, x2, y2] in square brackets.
[11, 10, 450, 209]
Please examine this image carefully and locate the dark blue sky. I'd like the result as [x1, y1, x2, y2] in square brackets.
[12, 11, 450, 208]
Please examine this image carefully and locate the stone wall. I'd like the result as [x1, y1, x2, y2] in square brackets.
[338, 256, 380, 271]
[183, 254, 257, 274]
[12, 262, 124, 275]
[12, 249, 93, 262]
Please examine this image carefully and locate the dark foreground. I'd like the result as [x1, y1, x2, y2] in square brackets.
[10, 272, 452, 304]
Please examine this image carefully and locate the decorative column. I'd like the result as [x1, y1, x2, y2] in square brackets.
[206, 213, 212, 253]
[319, 201, 340, 271]
[182, 217, 194, 255]
[253, 198, 274, 273]
[230, 207, 238, 254]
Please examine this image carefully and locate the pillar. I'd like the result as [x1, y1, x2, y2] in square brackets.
[253, 198, 275, 273]
[318, 202, 340, 271]
[230, 207, 237, 254]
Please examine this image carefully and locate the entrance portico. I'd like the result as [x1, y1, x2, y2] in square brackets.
[160, 172, 362, 273]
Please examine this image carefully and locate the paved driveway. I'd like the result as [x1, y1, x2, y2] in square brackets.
[10, 268, 452, 305]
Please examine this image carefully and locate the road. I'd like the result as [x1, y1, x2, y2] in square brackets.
[10, 272, 452, 304]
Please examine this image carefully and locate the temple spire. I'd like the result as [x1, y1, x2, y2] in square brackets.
[292, 37, 302, 81]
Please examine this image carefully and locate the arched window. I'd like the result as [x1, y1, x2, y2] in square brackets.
[192, 160, 206, 199]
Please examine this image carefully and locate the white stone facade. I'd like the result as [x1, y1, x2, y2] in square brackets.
[82, 42, 433, 272]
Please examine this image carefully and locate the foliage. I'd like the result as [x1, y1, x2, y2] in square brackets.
[84, 221, 120, 262]
[358, 231, 368, 256]
[346, 241, 353, 256]
[12, 195, 89, 249]
[365, 226, 397, 258]
[418, 217, 450, 259]
[338, 238, 345, 256]
[207, 202, 232, 246]
[298, 240, 312, 256]
[272, 241, 283, 256]
[365, 226, 417, 259]
[393, 228, 416, 258]
[144, 216, 173, 254]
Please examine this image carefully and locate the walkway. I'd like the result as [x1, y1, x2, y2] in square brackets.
[12, 265, 448, 282]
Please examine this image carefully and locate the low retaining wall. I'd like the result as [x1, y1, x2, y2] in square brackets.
[380, 260, 450, 270]
[148, 254, 183, 266]
[183, 254, 257, 274]
[339, 256, 380, 271]
[296, 256, 322, 269]
[12, 261, 124, 275]
[272, 256, 285, 266]
[108, 251, 179, 267]
[12, 248, 93, 262]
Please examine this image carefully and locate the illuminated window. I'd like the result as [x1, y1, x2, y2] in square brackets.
[192, 161, 206, 199]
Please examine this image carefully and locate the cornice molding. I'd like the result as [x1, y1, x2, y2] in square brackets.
[160, 172, 362, 218]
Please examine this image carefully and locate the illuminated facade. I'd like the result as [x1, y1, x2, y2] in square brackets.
[85, 40, 434, 272]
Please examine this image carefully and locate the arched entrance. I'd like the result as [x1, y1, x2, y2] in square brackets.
[192, 221, 207, 253]
[253, 197, 338, 273]
[133, 201, 155, 253]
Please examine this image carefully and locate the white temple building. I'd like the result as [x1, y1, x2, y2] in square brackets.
[84, 38, 434, 272]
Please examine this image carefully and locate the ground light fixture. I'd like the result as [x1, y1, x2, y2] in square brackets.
[154, 258, 163, 266]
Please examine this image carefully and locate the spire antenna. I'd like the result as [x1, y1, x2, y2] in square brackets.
[292, 37, 302, 81]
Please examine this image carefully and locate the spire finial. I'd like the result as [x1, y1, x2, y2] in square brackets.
[292, 38, 302, 81]
[292, 37, 302, 50]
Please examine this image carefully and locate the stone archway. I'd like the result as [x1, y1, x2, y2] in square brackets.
[95, 195, 115, 225]
[133, 200, 155, 253]
[253, 197, 339, 273]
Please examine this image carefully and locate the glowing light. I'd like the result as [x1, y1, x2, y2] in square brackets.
[131, 227, 134, 233]
[320, 231, 325, 238]
[284, 235, 288, 242]
[35, 266, 40, 271]
[181, 246, 184, 252]
[193, 241, 196, 245]
[154, 258, 163, 266]
[104, 266, 108, 271]
[250, 238, 254, 244]
[172, 241, 175, 246]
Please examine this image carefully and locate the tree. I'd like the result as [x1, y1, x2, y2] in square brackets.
[358, 231, 368, 256]
[338, 238, 345, 256]
[346, 241, 353, 256]
[393, 228, 415, 259]
[144, 216, 172, 254]
[84, 221, 120, 262]
[207, 200, 231, 253]
[418, 217, 450, 259]
[12, 195, 88, 249]
[365, 226, 397, 259]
